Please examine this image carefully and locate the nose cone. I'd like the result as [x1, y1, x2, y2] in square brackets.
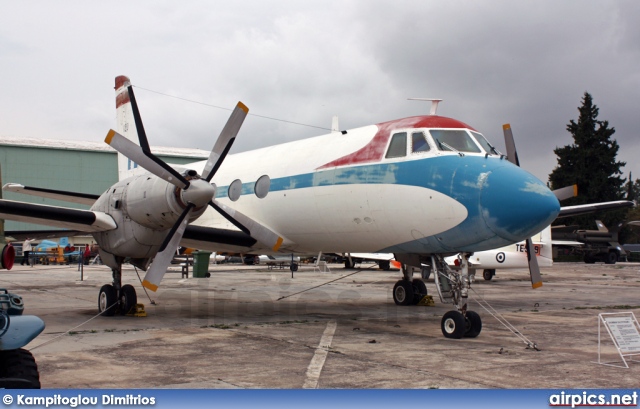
[481, 165, 559, 242]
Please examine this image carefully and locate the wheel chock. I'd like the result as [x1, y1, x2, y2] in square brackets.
[417, 295, 435, 306]
[126, 303, 147, 317]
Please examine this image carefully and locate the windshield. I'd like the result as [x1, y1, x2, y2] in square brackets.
[429, 130, 481, 153]
[470, 131, 500, 155]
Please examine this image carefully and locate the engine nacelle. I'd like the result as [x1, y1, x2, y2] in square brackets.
[90, 173, 208, 261]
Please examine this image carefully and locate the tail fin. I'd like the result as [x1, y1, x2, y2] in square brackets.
[114, 76, 141, 181]
[536, 225, 553, 267]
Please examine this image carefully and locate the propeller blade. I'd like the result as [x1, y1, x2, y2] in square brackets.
[552, 184, 578, 201]
[202, 102, 249, 182]
[503, 123, 542, 288]
[210, 199, 283, 251]
[105, 130, 190, 189]
[502, 123, 520, 166]
[142, 204, 194, 292]
[127, 85, 151, 154]
[524, 238, 543, 289]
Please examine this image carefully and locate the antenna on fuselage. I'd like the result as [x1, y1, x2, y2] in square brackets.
[408, 98, 443, 115]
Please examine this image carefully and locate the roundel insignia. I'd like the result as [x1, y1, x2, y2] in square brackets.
[496, 252, 506, 263]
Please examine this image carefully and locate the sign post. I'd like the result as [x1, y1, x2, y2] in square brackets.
[596, 312, 640, 368]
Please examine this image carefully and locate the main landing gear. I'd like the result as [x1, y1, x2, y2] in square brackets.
[392, 265, 428, 306]
[393, 254, 482, 339]
[98, 262, 137, 316]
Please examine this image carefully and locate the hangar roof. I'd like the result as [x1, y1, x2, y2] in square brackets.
[0, 136, 209, 159]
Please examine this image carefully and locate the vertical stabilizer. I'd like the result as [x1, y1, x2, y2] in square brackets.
[538, 225, 553, 267]
[115, 76, 140, 181]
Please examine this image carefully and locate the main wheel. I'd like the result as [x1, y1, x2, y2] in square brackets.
[344, 259, 355, 269]
[392, 280, 414, 306]
[483, 269, 495, 280]
[464, 310, 482, 338]
[411, 278, 427, 304]
[0, 348, 40, 389]
[98, 284, 117, 316]
[604, 252, 618, 265]
[119, 284, 137, 315]
[441, 310, 466, 339]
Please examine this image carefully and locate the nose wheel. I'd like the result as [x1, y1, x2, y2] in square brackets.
[440, 310, 482, 339]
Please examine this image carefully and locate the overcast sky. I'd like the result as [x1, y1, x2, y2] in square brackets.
[1, 0, 638, 184]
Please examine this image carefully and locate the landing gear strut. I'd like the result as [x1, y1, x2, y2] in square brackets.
[98, 261, 138, 316]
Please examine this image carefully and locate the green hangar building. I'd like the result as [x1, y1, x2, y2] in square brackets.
[0, 136, 208, 242]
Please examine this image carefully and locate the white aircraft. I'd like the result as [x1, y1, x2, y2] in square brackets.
[0, 76, 563, 339]
[446, 225, 552, 281]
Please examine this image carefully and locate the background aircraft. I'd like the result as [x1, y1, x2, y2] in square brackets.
[0, 76, 561, 339]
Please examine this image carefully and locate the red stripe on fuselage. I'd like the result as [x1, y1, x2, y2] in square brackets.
[317, 115, 476, 169]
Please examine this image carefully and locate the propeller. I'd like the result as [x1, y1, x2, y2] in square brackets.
[106, 85, 284, 291]
[502, 123, 543, 289]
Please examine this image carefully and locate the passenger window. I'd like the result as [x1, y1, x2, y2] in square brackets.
[411, 132, 430, 153]
[385, 132, 407, 158]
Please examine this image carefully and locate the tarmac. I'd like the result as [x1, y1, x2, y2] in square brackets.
[2, 260, 640, 389]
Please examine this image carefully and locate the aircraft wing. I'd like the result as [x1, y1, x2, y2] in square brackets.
[3, 183, 99, 206]
[348, 252, 395, 261]
[557, 200, 634, 218]
[552, 240, 584, 247]
[5, 229, 86, 241]
[0, 199, 116, 232]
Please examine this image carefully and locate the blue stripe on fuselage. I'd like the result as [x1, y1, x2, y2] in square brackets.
[215, 154, 558, 253]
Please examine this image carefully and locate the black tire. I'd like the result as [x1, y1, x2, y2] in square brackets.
[604, 252, 618, 265]
[0, 348, 40, 388]
[98, 284, 117, 316]
[411, 278, 427, 304]
[464, 310, 482, 338]
[344, 259, 355, 269]
[378, 260, 391, 271]
[119, 284, 137, 315]
[392, 280, 414, 306]
[584, 254, 596, 264]
[441, 310, 466, 339]
[483, 269, 495, 280]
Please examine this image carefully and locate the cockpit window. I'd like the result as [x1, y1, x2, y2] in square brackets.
[385, 132, 407, 158]
[411, 132, 431, 153]
[470, 131, 500, 155]
[429, 130, 481, 153]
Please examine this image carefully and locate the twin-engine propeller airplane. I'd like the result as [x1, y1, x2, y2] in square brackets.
[0, 76, 562, 339]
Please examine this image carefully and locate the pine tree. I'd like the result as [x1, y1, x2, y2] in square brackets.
[549, 92, 626, 229]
